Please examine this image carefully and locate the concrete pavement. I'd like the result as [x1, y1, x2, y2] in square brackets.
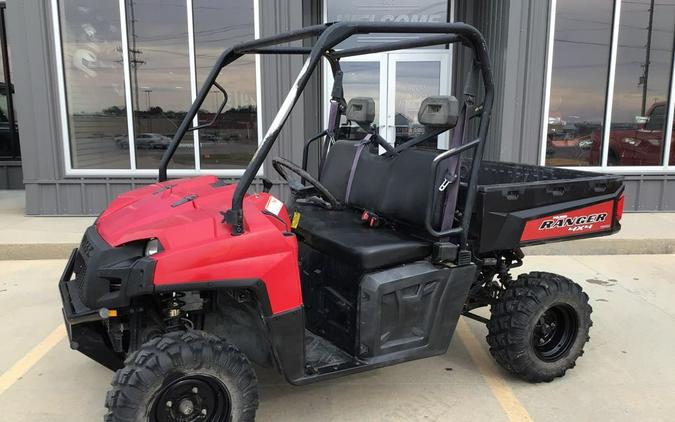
[0, 255, 674, 421]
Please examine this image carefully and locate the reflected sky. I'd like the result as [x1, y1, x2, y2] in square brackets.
[60, 0, 256, 114]
[59, 0, 257, 170]
[549, 0, 614, 125]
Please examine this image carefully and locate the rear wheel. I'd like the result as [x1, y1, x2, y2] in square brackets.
[486, 272, 592, 382]
[105, 330, 258, 422]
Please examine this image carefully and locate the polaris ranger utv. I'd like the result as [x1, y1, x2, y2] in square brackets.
[58, 22, 624, 421]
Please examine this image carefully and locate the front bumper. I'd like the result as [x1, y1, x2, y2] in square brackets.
[73, 225, 156, 310]
[59, 248, 124, 370]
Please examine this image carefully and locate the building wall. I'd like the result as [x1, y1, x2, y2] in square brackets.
[7, 0, 315, 215]
[6, 0, 673, 213]
[459, 0, 675, 211]
[456, 0, 550, 164]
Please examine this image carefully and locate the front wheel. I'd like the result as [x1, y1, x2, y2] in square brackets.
[486, 272, 592, 382]
[105, 330, 258, 422]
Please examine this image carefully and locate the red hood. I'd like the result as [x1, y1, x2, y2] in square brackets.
[97, 176, 262, 249]
[94, 176, 302, 315]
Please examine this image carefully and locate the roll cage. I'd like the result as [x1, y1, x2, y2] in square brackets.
[158, 21, 494, 249]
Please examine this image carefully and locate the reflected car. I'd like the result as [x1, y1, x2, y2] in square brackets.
[589, 102, 675, 166]
[199, 133, 219, 143]
[115, 133, 172, 150]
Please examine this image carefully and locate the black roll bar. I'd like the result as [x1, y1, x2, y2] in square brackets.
[158, 21, 494, 247]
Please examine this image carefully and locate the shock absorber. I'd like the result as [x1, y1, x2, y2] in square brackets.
[161, 292, 186, 331]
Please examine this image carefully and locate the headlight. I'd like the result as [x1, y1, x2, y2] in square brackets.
[144, 239, 161, 256]
[622, 137, 641, 147]
[578, 139, 593, 150]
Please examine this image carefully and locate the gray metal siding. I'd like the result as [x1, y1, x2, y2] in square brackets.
[0, 161, 23, 189]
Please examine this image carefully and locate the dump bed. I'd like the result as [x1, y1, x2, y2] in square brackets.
[463, 161, 624, 254]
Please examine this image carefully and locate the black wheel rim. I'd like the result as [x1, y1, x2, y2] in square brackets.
[532, 303, 579, 362]
[151, 374, 231, 422]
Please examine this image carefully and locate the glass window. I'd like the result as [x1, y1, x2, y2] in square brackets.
[326, 0, 448, 49]
[125, 0, 194, 169]
[194, 0, 257, 170]
[0, 5, 19, 159]
[58, 0, 130, 169]
[608, 0, 675, 166]
[337, 61, 381, 140]
[393, 61, 441, 147]
[545, 0, 614, 167]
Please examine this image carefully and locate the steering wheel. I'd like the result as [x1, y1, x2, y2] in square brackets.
[272, 157, 340, 209]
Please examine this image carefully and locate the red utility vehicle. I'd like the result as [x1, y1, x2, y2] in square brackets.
[58, 22, 624, 422]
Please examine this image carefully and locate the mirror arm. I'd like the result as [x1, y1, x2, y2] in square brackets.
[187, 81, 229, 132]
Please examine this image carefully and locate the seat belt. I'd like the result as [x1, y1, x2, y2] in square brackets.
[393, 127, 446, 154]
[319, 70, 346, 177]
[344, 134, 373, 204]
[439, 61, 479, 232]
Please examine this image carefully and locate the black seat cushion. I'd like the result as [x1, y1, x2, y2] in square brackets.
[294, 205, 431, 271]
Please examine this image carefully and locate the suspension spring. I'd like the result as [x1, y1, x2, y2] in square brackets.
[160, 292, 186, 331]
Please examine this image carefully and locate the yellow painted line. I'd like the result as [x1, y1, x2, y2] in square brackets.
[0, 325, 66, 396]
[456, 318, 533, 422]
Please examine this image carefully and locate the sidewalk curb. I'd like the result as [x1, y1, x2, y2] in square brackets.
[1, 239, 674, 260]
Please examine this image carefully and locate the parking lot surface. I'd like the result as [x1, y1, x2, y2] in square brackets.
[1, 255, 674, 421]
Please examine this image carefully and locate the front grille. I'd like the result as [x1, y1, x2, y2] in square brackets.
[73, 251, 88, 302]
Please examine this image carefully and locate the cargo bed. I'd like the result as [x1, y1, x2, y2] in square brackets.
[462, 161, 624, 254]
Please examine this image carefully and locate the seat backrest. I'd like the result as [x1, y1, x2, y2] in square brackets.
[319, 94, 462, 235]
[348, 148, 446, 231]
[320, 141, 447, 233]
[320, 140, 359, 204]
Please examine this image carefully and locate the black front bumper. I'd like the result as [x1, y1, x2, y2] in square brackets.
[59, 248, 124, 370]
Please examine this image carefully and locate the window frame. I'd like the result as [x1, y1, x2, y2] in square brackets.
[51, 0, 263, 177]
[541, 0, 675, 174]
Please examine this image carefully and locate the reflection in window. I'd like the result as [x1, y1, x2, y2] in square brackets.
[338, 61, 380, 140]
[1, 5, 19, 159]
[545, 0, 614, 167]
[608, 0, 675, 166]
[125, 0, 194, 169]
[194, 0, 257, 170]
[394, 61, 440, 147]
[59, 0, 130, 169]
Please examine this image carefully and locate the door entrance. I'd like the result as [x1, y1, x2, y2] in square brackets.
[325, 50, 451, 149]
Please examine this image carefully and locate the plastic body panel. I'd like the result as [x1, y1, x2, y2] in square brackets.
[288, 262, 476, 385]
[358, 261, 474, 358]
[462, 160, 625, 253]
